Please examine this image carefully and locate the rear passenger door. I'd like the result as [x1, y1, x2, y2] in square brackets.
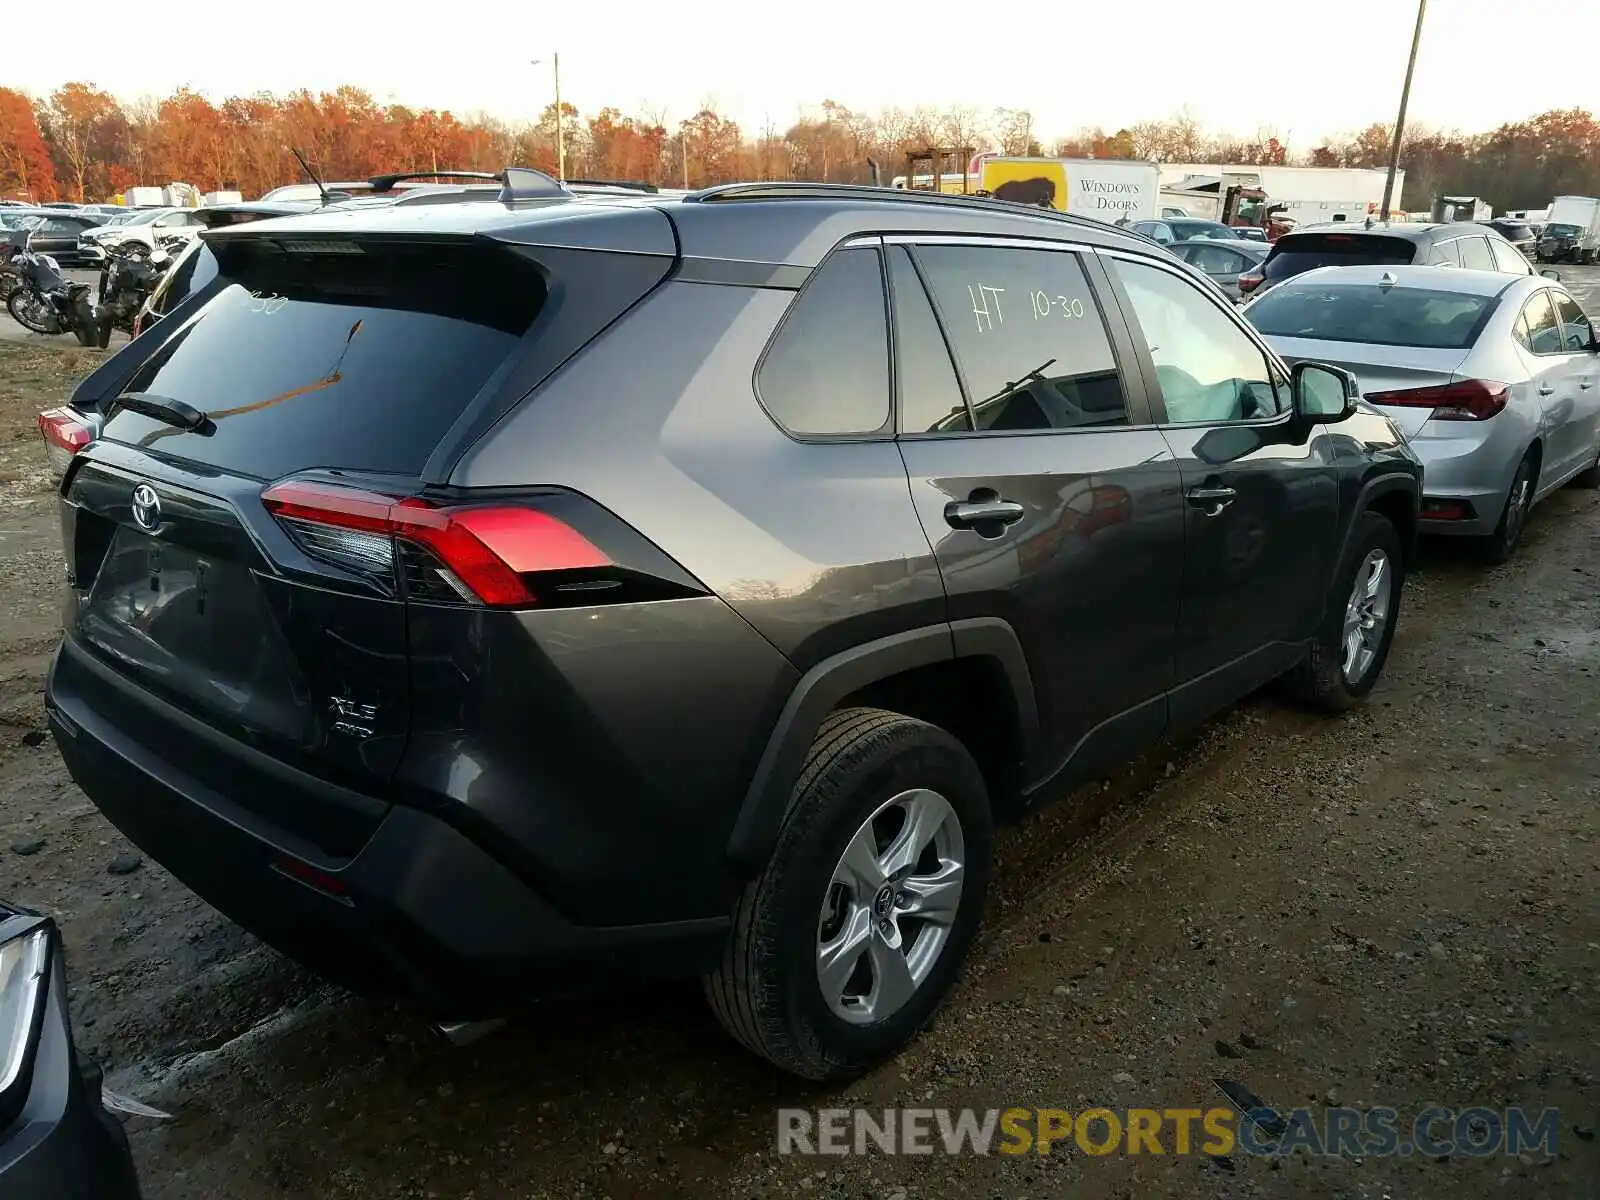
[1100, 251, 1341, 727]
[889, 238, 1185, 790]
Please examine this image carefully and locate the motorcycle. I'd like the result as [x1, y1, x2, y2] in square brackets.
[5, 230, 97, 344]
[91, 239, 178, 347]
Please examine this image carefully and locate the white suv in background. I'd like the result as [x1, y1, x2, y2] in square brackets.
[79, 207, 205, 261]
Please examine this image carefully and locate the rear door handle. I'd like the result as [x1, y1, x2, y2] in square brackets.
[1538, 382, 1556, 396]
[1186, 485, 1237, 516]
[944, 498, 1025, 530]
[1581, 380, 1595, 390]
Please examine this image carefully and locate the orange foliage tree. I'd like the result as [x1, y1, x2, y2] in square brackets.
[0, 87, 56, 200]
[3, 82, 1599, 211]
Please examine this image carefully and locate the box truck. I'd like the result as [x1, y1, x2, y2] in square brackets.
[1536, 196, 1600, 263]
[976, 157, 1161, 223]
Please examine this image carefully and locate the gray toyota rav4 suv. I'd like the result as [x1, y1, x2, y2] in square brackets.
[42, 174, 1421, 1079]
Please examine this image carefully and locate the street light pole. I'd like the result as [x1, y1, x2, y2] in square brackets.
[1379, 0, 1427, 221]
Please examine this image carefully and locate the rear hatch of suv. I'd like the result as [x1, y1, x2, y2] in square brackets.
[1259, 231, 1417, 292]
[51, 218, 675, 858]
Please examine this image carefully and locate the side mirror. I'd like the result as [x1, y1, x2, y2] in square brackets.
[1293, 361, 1358, 422]
[1540, 268, 1562, 281]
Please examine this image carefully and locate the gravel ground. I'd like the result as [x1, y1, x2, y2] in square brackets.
[1, 269, 1597, 1198]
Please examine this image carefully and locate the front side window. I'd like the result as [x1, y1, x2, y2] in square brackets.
[757, 246, 891, 436]
[914, 243, 1129, 431]
[1112, 257, 1286, 424]
[1489, 238, 1531, 274]
[1553, 293, 1594, 352]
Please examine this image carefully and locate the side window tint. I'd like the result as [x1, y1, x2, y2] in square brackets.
[757, 247, 891, 436]
[1430, 240, 1461, 267]
[1553, 293, 1593, 351]
[1490, 238, 1530, 274]
[1458, 237, 1495, 270]
[889, 247, 970, 433]
[1112, 257, 1286, 424]
[914, 244, 1129, 432]
[1520, 291, 1561, 355]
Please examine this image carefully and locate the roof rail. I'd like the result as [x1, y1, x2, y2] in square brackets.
[684, 181, 1121, 235]
[497, 167, 570, 205]
[563, 178, 659, 194]
[367, 170, 501, 194]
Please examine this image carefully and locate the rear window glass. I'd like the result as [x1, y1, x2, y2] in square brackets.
[1246, 282, 1496, 349]
[1262, 234, 1415, 283]
[103, 238, 543, 478]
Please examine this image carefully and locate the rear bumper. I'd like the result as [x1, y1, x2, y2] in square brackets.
[1408, 425, 1522, 537]
[0, 911, 141, 1200]
[45, 641, 730, 1017]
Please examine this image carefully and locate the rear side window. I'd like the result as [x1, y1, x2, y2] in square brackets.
[888, 246, 969, 433]
[1516, 291, 1561, 354]
[1246, 282, 1496, 349]
[1457, 237, 1495, 270]
[1429, 240, 1461, 267]
[1263, 234, 1416, 283]
[103, 238, 545, 478]
[914, 243, 1129, 431]
[757, 247, 890, 436]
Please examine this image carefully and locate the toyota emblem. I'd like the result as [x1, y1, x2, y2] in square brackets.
[130, 483, 161, 532]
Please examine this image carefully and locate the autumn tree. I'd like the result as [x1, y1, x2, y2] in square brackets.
[40, 82, 119, 200]
[0, 88, 56, 200]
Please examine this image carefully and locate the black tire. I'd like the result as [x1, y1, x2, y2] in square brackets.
[706, 707, 992, 1080]
[5, 287, 60, 334]
[1476, 451, 1536, 565]
[1286, 510, 1405, 713]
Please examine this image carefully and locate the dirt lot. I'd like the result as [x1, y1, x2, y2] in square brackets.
[1, 308, 1597, 1198]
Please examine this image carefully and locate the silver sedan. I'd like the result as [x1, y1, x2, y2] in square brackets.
[1244, 264, 1600, 561]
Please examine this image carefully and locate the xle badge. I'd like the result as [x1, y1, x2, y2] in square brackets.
[329, 697, 379, 739]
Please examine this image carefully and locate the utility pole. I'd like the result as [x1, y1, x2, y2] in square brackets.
[681, 126, 690, 189]
[1380, 0, 1426, 221]
[554, 53, 564, 182]
[531, 56, 564, 181]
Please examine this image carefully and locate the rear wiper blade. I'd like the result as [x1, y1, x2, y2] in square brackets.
[114, 392, 209, 432]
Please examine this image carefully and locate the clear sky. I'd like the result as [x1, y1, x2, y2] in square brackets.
[16, 0, 1599, 150]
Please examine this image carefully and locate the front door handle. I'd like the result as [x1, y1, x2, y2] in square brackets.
[1186, 485, 1237, 516]
[944, 496, 1025, 531]
[1538, 382, 1556, 396]
[1581, 380, 1594, 390]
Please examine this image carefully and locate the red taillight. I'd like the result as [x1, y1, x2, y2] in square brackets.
[260, 479, 609, 607]
[1364, 379, 1509, 421]
[1238, 271, 1264, 295]
[38, 407, 94, 476]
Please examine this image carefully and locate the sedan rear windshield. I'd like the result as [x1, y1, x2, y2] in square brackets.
[1261, 233, 1416, 283]
[1246, 282, 1497, 349]
[102, 237, 545, 480]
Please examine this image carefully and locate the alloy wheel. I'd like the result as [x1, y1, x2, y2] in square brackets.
[816, 788, 965, 1025]
[1342, 548, 1393, 685]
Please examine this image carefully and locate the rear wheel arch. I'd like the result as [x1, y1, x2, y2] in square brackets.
[727, 620, 1038, 872]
